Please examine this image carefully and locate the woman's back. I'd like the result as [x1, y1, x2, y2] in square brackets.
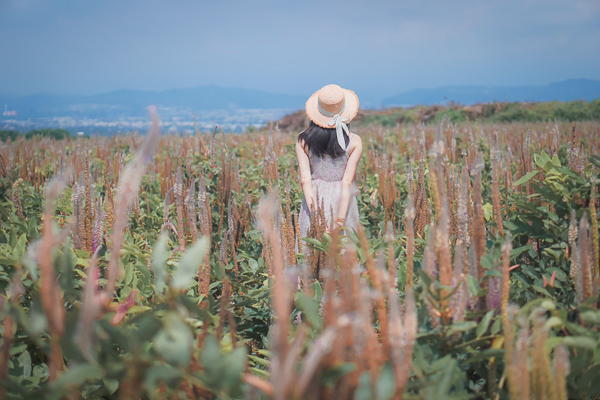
[296, 84, 362, 245]
[308, 130, 355, 182]
[309, 151, 350, 182]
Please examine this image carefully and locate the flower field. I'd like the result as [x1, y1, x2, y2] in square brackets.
[1, 109, 599, 399]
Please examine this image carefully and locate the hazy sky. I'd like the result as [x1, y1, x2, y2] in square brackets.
[1, 0, 599, 97]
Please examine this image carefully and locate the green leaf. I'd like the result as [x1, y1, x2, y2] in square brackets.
[319, 362, 356, 386]
[448, 321, 477, 335]
[461, 349, 504, 366]
[354, 372, 372, 400]
[220, 346, 247, 391]
[482, 203, 494, 222]
[295, 292, 322, 330]
[20, 350, 32, 378]
[513, 170, 539, 187]
[510, 245, 532, 259]
[12, 233, 27, 260]
[480, 254, 494, 270]
[581, 311, 600, 325]
[152, 233, 169, 293]
[153, 312, 194, 366]
[124, 263, 134, 286]
[143, 364, 180, 393]
[562, 336, 596, 351]
[477, 310, 495, 338]
[376, 362, 396, 400]
[172, 236, 209, 290]
[50, 364, 103, 389]
[249, 367, 269, 379]
[466, 275, 480, 296]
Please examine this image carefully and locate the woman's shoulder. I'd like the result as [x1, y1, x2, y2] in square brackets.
[349, 132, 362, 146]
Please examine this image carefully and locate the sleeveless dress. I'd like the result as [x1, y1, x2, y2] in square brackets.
[298, 134, 360, 240]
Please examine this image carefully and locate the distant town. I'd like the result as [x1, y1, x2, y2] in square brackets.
[0, 106, 293, 135]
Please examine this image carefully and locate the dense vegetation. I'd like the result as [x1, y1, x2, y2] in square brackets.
[0, 110, 599, 399]
[0, 129, 71, 142]
[358, 99, 600, 127]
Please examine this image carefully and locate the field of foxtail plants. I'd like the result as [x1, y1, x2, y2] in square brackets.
[0, 108, 600, 399]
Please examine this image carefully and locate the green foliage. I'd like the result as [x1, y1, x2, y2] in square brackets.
[489, 100, 600, 123]
[0, 128, 71, 142]
[0, 119, 599, 399]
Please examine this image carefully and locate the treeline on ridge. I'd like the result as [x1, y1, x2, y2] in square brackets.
[0, 128, 71, 142]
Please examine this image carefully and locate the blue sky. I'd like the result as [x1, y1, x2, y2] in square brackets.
[1, 0, 599, 97]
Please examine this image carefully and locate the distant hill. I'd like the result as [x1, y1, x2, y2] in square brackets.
[0, 86, 306, 119]
[2, 79, 599, 134]
[383, 79, 600, 107]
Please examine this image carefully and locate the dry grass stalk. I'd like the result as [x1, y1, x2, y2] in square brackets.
[568, 210, 586, 305]
[283, 183, 297, 265]
[491, 132, 504, 236]
[258, 192, 293, 399]
[92, 195, 104, 253]
[434, 161, 452, 319]
[553, 344, 570, 400]
[414, 157, 430, 238]
[385, 221, 396, 289]
[512, 316, 531, 400]
[450, 241, 467, 322]
[590, 177, 599, 278]
[84, 151, 94, 252]
[11, 178, 24, 218]
[422, 225, 441, 328]
[104, 171, 115, 230]
[78, 174, 86, 250]
[503, 305, 519, 400]
[40, 172, 73, 380]
[404, 193, 416, 290]
[378, 159, 397, 227]
[216, 277, 232, 341]
[357, 225, 390, 356]
[197, 175, 211, 299]
[185, 179, 199, 243]
[174, 167, 186, 250]
[104, 107, 160, 300]
[446, 163, 458, 241]
[0, 270, 23, 397]
[76, 248, 102, 360]
[578, 215, 593, 300]
[388, 285, 416, 399]
[531, 309, 553, 400]
[470, 153, 486, 283]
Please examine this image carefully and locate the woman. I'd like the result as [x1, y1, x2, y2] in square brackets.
[296, 84, 362, 240]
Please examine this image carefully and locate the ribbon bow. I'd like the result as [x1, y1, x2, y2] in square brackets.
[318, 103, 350, 150]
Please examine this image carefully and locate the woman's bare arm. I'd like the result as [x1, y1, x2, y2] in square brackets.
[337, 135, 363, 226]
[296, 140, 316, 211]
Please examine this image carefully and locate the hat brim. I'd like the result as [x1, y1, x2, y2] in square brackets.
[305, 88, 359, 129]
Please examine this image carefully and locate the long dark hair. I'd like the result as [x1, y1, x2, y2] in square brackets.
[297, 121, 350, 159]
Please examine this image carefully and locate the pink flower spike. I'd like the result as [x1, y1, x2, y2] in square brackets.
[110, 289, 138, 326]
[550, 270, 556, 288]
[509, 264, 520, 271]
[543, 276, 548, 288]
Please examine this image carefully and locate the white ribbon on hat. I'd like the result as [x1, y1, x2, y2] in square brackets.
[318, 102, 350, 150]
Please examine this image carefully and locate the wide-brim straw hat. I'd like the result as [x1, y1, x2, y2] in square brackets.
[305, 84, 359, 128]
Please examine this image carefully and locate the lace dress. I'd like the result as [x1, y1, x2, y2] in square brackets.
[298, 134, 360, 240]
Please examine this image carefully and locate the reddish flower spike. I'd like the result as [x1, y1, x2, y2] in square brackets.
[110, 289, 138, 326]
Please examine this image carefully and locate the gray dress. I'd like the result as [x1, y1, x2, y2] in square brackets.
[298, 134, 360, 240]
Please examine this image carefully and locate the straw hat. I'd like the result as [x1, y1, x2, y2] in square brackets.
[305, 84, 359, 150]
[305, 84, 359, 129]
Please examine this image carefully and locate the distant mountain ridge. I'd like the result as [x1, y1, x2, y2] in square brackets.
[382, 79, 600, 107]
[1, 79, 598, 134]
[0, 86, 306, 119]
